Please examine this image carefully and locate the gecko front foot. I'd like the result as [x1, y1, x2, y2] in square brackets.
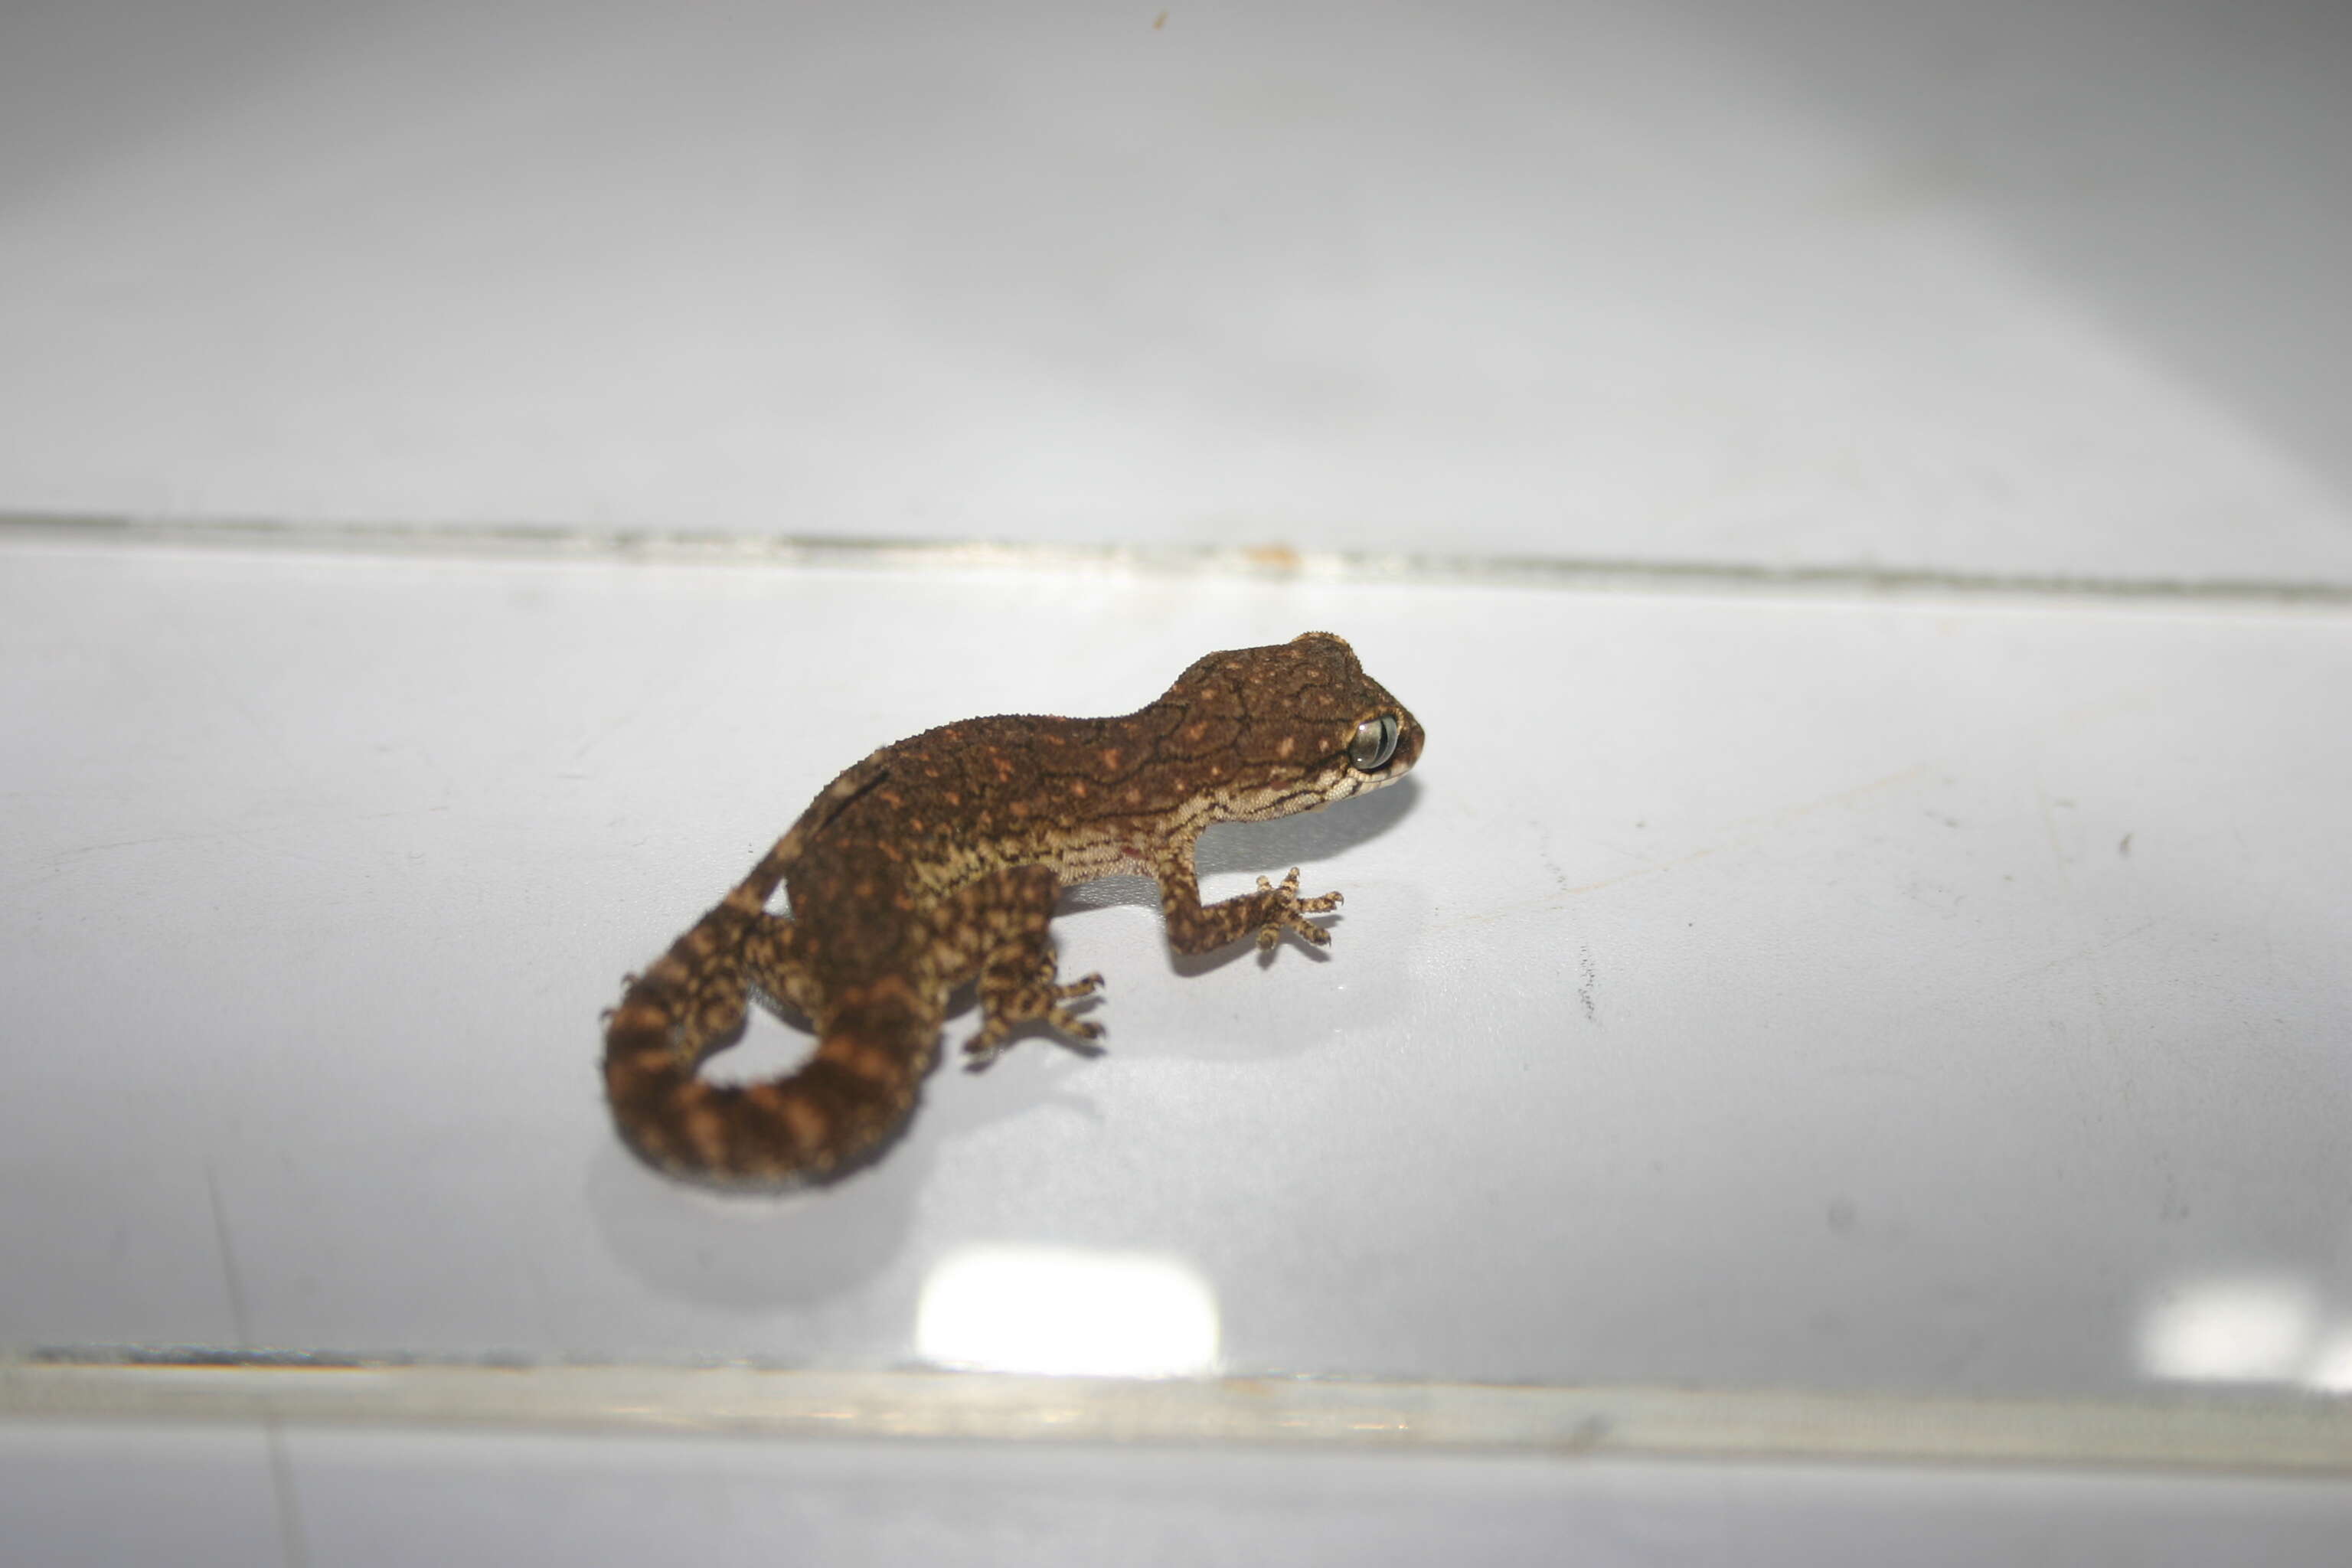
[1254, 867, 1343, 949]
[964, 955, 1108, 1070]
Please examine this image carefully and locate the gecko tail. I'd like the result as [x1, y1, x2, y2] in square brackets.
[600, 753, 910, 1187]
[603, 1004, 930, 1190]
[602, 908, 931, 1188]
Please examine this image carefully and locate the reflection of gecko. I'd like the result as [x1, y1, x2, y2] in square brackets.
[603, 632, 1425, 1189]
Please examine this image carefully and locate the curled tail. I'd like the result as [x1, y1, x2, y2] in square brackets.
[603, 972, 936, 1188]
[600, 759, 933, 1187]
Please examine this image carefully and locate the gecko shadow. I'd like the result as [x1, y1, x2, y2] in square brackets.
[1063, 771, 1424, 978]
[586, 1105, 923, 1310]
[585, 775, 1423, 1308]
[586, 1001, 1116, 1312]
[1202, 766, 1423, 872]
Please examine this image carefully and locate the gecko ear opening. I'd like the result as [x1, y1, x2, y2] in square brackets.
[1347, 714, 1400, 771]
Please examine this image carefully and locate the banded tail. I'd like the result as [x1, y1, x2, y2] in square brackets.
[601, 760, 929, 1187]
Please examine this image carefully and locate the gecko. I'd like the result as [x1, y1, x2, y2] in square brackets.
[602, 631, 1424, 1189]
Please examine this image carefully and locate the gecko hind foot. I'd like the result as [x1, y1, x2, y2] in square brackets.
[963, 959, 1107, 1070]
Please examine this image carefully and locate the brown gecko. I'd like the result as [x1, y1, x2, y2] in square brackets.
[602, 632, 1423, 1188]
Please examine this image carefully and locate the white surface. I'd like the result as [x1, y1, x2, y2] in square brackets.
[3, 0, 2350, 580]
[0, 1422, 286, 1566]
[4, 539, 2347, 1400]
[8, 1419, 2352, 1568]
[6, 1, 2352, 1553]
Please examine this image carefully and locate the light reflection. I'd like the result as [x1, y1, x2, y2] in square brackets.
[2137, 1276, 2319, 1383]
[915, 1245, 1220, 1377]
[2305, 1329, 2352, 1395]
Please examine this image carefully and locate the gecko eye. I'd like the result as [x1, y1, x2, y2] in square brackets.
[1347, 714, 1400, 771]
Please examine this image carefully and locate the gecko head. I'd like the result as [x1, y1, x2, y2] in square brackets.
[1170, 631, 1423, 823]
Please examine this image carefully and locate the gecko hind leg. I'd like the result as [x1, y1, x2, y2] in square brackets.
[966, 952, 1106, 1071]
[947, 866, 1107, 1070]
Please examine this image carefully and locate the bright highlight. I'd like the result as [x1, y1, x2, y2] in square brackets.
[916, 1245, 1220, 1377]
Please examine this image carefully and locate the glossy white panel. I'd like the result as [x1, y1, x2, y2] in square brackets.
[2, 2, 2349, 579]
[11, 1412, 2352, 1566]
[3, 541, 2345, 1400]
[0, 1419, 286, 1566]
[12, 1421, 2343, 1568]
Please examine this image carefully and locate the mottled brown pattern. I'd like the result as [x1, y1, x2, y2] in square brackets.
[602, 632, 1424, 1189]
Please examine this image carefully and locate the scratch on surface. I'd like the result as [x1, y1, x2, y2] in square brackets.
[1441, 842, 1731, 929]
[41, 829, 237, 864]
[1442, 766, 1931, 929]
[1566, 841, 1729, 896]
[2036, 784, 2073, 871]
[264, 1423, 310, 1568]
[204, 1167, 252, 1351]
[208, 1170, 310, 1565]
[9, 805, 448, 893]
[1717, 765, 1934, 835]
[2000, 919, 2159, 986]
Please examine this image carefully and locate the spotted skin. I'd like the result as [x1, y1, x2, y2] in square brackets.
[602, 632, 1424, 1189]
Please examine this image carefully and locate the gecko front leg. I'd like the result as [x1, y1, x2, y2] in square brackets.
[1152, 837, 1343, 954]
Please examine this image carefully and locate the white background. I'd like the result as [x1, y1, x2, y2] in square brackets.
[4, 1, 2350, 1562]
[7, 0, 2352, 581]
